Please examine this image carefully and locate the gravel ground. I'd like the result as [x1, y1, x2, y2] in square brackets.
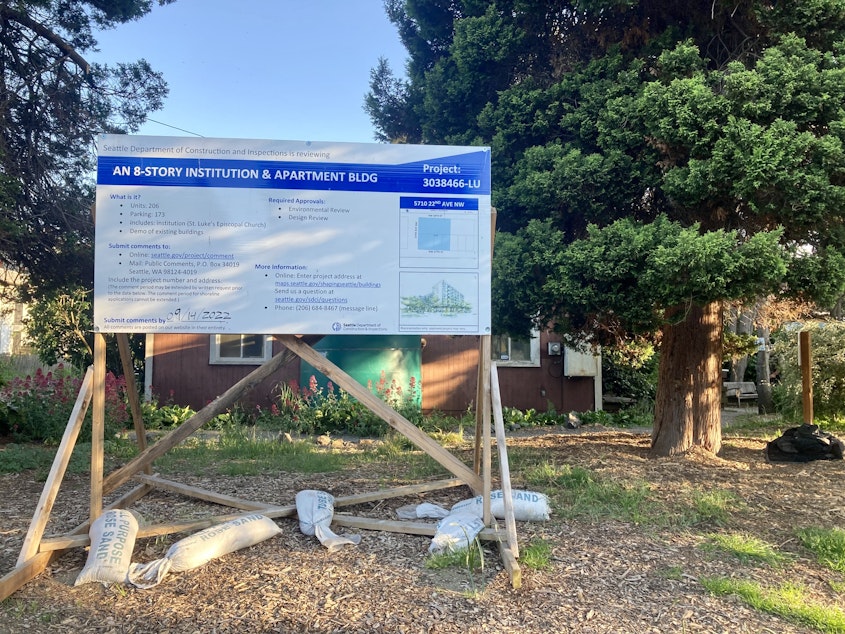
[1, 414, 843, 633]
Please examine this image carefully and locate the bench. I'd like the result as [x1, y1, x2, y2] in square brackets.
[723, 381, 758, 407]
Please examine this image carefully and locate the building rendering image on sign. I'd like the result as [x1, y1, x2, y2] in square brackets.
[93, 135, 492, 336]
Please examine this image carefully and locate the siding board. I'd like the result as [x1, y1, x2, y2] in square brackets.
[150, 333, 598, 415]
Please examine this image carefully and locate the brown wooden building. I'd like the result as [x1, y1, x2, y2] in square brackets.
[144, 332, 601, 416]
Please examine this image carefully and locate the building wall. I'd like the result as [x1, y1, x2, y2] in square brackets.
[148, 333, 599, 414]
[146, 334, 299, 412]
[420, 333, 597, 415]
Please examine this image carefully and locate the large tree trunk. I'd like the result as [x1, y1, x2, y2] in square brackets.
[651, 301, 723, 457]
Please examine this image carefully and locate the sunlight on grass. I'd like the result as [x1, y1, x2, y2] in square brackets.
[155, 434, 350, 475]
[702, 577, 845, 633]
[520, 460, 656, 524]
[797, 527, 845, 574]
[723, 414, 785, 437]
[520, 538, 552, 570]
[702, 533, 792, 567]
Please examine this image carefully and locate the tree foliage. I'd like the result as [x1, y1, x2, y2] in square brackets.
[24, 283, 142, 375]
[0, 0, 171, 298]
[369, 0, 845, 455]
[772, 323, 845, 421]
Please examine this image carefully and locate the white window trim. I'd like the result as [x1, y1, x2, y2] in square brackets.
[493, 330, 541, 367]
[209, 334, 274, 365]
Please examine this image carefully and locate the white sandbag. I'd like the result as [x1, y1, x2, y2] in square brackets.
[74, 509, 140, 586]
[428, 512, 485, 554]
[295, 489, 361, 551]
[128, 513, 280, 589]
[451, 489, 550, 521]
[395, 502, 450, 520]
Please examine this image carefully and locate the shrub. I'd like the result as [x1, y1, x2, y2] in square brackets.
[257, 373, 423, 437]
[0, 365, 130, 443]
[771, 322, 845, 420]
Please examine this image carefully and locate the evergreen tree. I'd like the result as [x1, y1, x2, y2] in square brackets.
[368, 0, 845, 456]
[0, 0, 171, 298]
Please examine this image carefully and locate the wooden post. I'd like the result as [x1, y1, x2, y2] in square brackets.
[800, 330, 813, 425]
[16, 368, 94, 565]
[479, 335, 493, 522]
[490, 365, 518, 558]
[116, 333, 150, 472]
[473, 353, 484, 475]
[91, 333, 106, 521]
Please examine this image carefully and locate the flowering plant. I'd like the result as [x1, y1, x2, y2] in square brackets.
[0, 364, 131, 443]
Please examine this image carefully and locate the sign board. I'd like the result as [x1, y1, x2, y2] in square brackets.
[94, 135, 492, 335]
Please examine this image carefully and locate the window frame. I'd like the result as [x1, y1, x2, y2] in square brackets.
[491, 330, 541, 367]
[209, 334, 274, 365]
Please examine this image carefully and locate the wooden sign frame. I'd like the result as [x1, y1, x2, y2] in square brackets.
[0, 331, 521, 600]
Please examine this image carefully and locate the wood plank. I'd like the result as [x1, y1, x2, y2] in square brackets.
[135, 475, 277, 511]
[331, 513, 505, 542]
[277, 335, 483, 491]
[117, 333, 150, 473]
[491, 364, 519, 559]
[16, 367, 93, 566]
[91, 333, 106, 520]
[498, 539, 522, 589]
[800, 330, 813, 424]
[480, 335, 492, 522]
[0, 552, 53, 602]
[102, 341, 314, 494]
[331, 478, 466, 505]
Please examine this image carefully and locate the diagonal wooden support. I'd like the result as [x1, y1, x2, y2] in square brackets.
[101, 341, 315, 494]
[16, 367, 94, 566]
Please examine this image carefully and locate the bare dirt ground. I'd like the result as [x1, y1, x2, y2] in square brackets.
[1, 413, 844, 633]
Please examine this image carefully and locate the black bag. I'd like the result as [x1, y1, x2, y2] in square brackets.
[766, 424, 845, 462]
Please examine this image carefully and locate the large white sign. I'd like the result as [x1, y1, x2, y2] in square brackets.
[94, 135, 492, 335]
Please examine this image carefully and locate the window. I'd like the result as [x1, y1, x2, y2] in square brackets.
[209, 334, 273, 365]
[491, 331, 540, 367]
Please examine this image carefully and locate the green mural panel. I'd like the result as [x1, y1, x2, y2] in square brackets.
[300, 335, 422, 406]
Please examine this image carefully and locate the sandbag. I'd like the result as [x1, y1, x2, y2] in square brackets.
[295, 489, 361, 551]
[395, 502, 451, 520]
[128, 513, 281, 589]
[74, 509, 141, 586]
[451, 489, 550, 521]
[429, 512, 485, 554]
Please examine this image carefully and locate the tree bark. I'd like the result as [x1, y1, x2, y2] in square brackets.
[651, 301, 723, 457]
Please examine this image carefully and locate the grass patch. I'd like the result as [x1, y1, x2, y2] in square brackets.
[702, 533, 791, 567]
[688, 489, 743, 526]
[519, 460, 657, 524]
[155, 432, 350, 476]
[721, 414, 796, 442]
[0, 441, 121, 480]
[520, 538, 552, 570]
[355, 435, 451, 480]
[425, 539, 488, 597]
[797, 527, 845, 574]
[657, 565, 684, 581]
[702, 577, 845, 633]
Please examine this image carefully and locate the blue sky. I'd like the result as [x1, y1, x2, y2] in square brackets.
[90, 1, 408, 143]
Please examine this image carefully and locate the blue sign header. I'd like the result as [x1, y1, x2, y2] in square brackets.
[97, 152, 491, 195]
